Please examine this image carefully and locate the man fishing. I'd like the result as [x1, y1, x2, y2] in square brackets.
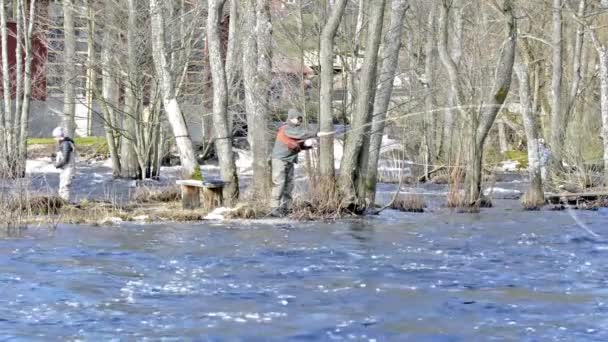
[269, 108, 334, 217]
[52, 127, 76, 202]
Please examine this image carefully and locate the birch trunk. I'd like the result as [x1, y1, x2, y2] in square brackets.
[591, 31, 608, 186]
[549, 0, 564, 171]
[63, 0, 76, 137]
[337, 0, 386, 208]
[464, 0, 516, 205]
[365, 0, 409, 205]
[515, 62, 544, 205]
[208, 0, 239, 204]
[600, 50, 608, 186]
[150, 0, 199, 178]
[319, 0, 348, 182]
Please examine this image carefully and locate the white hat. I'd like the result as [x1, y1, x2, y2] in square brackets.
[52, 126, 65, 138]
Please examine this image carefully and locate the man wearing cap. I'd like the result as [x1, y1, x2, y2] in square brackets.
[269, 108, 334, 217]
[52, 127, 76, 202]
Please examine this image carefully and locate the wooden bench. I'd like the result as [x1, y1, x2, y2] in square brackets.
[176, 179, 226, 210]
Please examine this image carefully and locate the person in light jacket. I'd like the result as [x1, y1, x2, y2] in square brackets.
[52, 127, 76, 202]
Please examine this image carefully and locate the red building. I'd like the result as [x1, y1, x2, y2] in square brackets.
[0, 2, 48, 101]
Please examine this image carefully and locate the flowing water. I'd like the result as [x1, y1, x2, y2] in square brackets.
[1, 206, 607, 341]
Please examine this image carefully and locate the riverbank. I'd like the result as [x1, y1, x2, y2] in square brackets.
[2, 156, 606, 229]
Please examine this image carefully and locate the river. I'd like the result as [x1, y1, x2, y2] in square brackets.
[1, 204, 607, 340]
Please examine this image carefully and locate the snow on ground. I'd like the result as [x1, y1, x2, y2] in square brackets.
[26, 158, 60, 174]
[495, 160, 521, 172]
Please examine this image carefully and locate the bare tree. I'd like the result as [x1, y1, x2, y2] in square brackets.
[0, 0, 11, 156]
[590, 30, 608, 186]
[465, 0, 516, 205]
[549, 0, 564, 172]
[121, 0, 142, 179]
[319, 0, 348, 182]
[438, 0, 516, 206]
[337, 0, 387, 209]
[422, 2, 436, 179]
[242, 0, 273, 199]
[208, 0, 239, 204]
[515, 62, 544, 207]
[365, 0, 409, 205]
[150, 0, 199, 178]
[100, 29, 122, 177]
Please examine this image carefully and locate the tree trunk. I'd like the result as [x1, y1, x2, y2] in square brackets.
[63, 0, 76, 137]
[100, 31, 122, 177]
[440, 3, 463, 161]
[515, 62, 544, 205]
[498, 120, 508, 153]
[365, 0, 409, 205]
[422, 3, 436, 179]
[600, 50, 608, 186]
[319, 0, 348, 182]
[437, 2, 467, 120]
[208, 0, 239, 205]
[242, 0, 272, 199]
[565, 0, 586, 123]
[225, 0, 239, 132]
[338, 0, 386, 209]
[0, 0, 12, 160]
[549, 0, 564, 172]
[150, 0, 199, 178]
[16, 0, 36, 178]
[591, 31, 608, 186]
[464, 0, 516, 205]
[84, 0, 95, 136]
[253, 0, 272, 194]
[121, 0, 142, 179]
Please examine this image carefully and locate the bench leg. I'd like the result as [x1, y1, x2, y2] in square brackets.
[181, 185, 201, 210]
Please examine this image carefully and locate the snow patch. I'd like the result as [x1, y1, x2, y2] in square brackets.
[26, 158, 60, 174]
[204, 207, 237, 220]
[495, 160, 520, 172]
[483, 187, 522, 195]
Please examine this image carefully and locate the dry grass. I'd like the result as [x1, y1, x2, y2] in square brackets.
[223, 203, 268, 219]
[390, 194, 425, 213]
[132, 185, 181, 203]
[447, 166, 466, 209]
[9, 195, 66, 215]
[291, 179, 352, 220]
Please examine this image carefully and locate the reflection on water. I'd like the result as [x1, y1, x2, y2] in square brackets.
[0, 208, 607, 340]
